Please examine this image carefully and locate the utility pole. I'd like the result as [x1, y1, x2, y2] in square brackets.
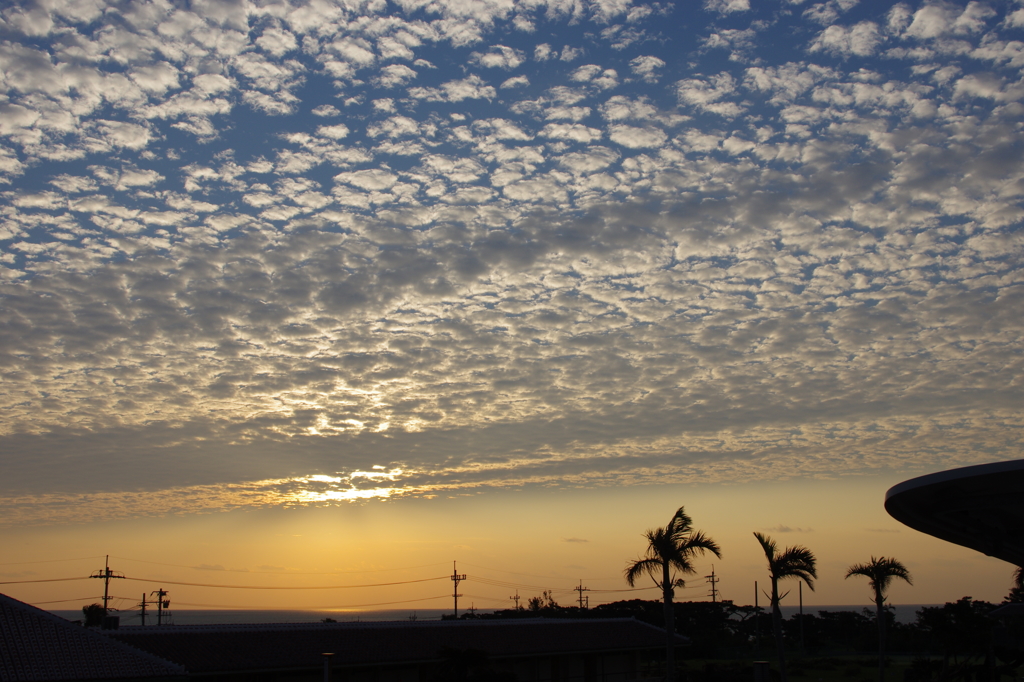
[139, 593, 147, 626]
[799, 581, 805, 653]
[151, 589, 170, 625]
[510, 590, 520, 610]
[705, 565, 719, 603]
[575, 580, 589, 609]
[754, 580, 760, 652]
[89, 556, 125, 616]
[450, 561, 466, 618]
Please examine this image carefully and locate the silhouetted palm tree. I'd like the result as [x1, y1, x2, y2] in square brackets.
[846, 557, 912, 682]
[1002, 566, 1024, 603]
[626, 507, 721, 682]
[754, 532, 817, 682]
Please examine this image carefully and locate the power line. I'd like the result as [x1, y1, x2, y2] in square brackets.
[151, 594, 453, 609]
[458, 561, 622, 582]
[122, 575, 449, 589]
[109, 555, 451, 575]
[319, 595, 452, 609]
[0, 577, 89, 585]
[28, 597, 102, 605]
[0, 556, 104, 566]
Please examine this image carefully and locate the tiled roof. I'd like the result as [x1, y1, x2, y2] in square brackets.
[0, 593, 187, 682]
[108, 617, 684, 674]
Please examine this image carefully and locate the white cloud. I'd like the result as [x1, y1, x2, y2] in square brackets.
[744, 63, 828, 103]
[130, 62, 181, 95]
[0, 103, 41, 137]
[560, 46, 583, 61]
[312, 104, 340, 117]
[442, 74, 496, 101]
[367, 116, 420, 138]
[809, 22, 882, 57]
[556, 146, 620, 174]
[316, 124, 350, 139]
[470, 45, 526, 69]
[675, 72, 746, 117]
[630, 56, 665, 83]
[257, 27, 298, 57]
[50, 175, 98, 193]
[92, 120, 153, 150]
[243, 90, 299, 116]
[535, 43, 554, 60]
[600, 95, 659, 121]
[887, 3, 913, 34]
[608, 124, 668, 148]
[539, 123, 603, 143]
[571, 64, 603, 82]
[193, 73, 234, 95]
[374, 63, 417, 88]
[334, 169, 400, 191]
[802, 0, 859, 26]
[502, 176, 568, 203]
[473, 118, 532, 140]
[501, 75, 530, 88]
[377, 36, 416, 61]
[904, 2, 995, 39]
[953, 72, 1011, 100]
[545, 106, 592, 121]
[420, 155, 486, 183]
[326, 37, 377, 66]
[704, 0, 750, 14]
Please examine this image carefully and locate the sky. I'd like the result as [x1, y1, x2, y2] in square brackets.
[1, 0, 1023, 615]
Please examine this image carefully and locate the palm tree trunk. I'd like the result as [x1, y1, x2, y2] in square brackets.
[876, 594, 886, 682]
[771, 577, 787, 682]
[664, 561, 675, 682]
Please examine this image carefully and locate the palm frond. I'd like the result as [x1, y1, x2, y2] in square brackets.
[846, 556, 912, 599]
[756, 532, 817, 589]
[775, 545, 818, 589]
[754, 531, 776, 561]
[626, 506, 720, 590]
[625, 556, 664, 587]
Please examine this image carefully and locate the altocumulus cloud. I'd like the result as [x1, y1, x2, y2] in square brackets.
[0, 0, 1023, 524]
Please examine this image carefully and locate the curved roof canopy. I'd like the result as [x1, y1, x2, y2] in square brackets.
[885, 460, 1024, 567]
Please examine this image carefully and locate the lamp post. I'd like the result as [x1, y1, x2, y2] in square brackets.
[322, 652, 334, 682]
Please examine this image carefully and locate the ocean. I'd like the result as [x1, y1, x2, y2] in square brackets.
[49, 604, 936, 626]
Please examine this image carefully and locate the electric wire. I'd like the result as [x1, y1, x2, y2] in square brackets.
[133, 594, 455, 609]
[457, 561, 609, 581]
[15, 556, 716, 613]
[0, 556, 104, 566]
[0, 577, 89, 585]
[28, 597, 102, 605]
[109, 555, 451, 575]
[121, 575, 449, 589]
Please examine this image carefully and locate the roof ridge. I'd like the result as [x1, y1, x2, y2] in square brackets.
[110, 615, 661, 634]
[0, 592, 187, 678]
